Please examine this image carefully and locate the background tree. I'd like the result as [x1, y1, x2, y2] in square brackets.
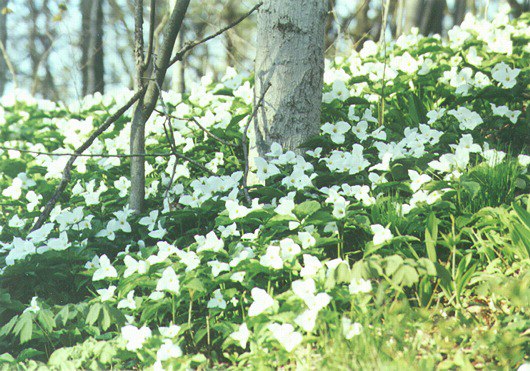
[0, 1, 8, 96]
[80, 0, 105, 95]
[27, 0, 59, 100]
[129, 0, 190, 212]
[250, 0, 327, 159]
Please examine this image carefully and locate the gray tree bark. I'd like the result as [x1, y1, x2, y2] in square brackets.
[129, 0, 190, 213]
[452, 0, 467, 26]
[0, 0, 7, 96]
[418, 0, 446, 35]
[171, 23, 186, 93]
[81, 0, 105, 95]
[402, 0, 446, 36]
[250, 0, 326, 161]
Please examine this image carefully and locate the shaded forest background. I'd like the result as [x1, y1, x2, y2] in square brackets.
[0, 0, 529, 103]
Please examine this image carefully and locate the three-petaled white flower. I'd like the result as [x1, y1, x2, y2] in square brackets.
[92, 255, 118, 281]
[248, 288, 274, 317]
[156, 267, 180, 294]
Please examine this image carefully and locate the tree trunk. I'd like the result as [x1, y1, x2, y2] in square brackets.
[0, 0, 7, 96]
[129, 0, 190, 213]
[452, 0, 466, 26]
[171, 22, 186, 93]
[418, 0, 446, 35]
[402, 0, 420, 34]
[81, 0, 105, 95]
[352, 0, 371, 50]
[223, 0, 238, 66]
[250, 0, 326, 160]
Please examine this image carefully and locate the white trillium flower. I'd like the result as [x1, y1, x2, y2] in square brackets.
[23, 296, 40, 314]
[117, 290, 137, 310]
[124, 255, 150, 278]
[195, 231, 224, 253]
[248, 288, 274, 317]
[342, 317, 363, 339]
[300, 254, 323, 278]
[156, 267, 180, 294]
[225, 199, 250, 220]
[294, 309, 319, 332]
[349, 278, 372, 294]
[491, 62, 520, 89]
[448, 107, 483, 131]
[230, 323, 250, 348]
[408, 170, 432, 192]
[321, 121, 351, 144]
[267, 323, 303, 352]
[92, 255, 118, 281]
[121, 325, 152, 351]
[298, 232, 316, 249]
[156, 339, 183, 361]
[97, 286, 117, 302]
[260, 245, 284, 269]
[139, 210, 159, 231]
[159, 324, 181, 338]
[207, 289, 227, 310]
[208, 260, 230, 277]
[370, 224, 393, 245]
[279, 238, 301, 260]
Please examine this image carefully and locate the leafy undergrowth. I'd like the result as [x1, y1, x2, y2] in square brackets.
[1, 11, 530, 370]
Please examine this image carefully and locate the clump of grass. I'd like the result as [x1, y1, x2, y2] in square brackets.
[459, 160, 522, 214]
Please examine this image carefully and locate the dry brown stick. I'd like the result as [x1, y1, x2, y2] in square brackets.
[168, 2, 262, 68]
[241, 82, 271, 204]
[30, 88, 146, 232]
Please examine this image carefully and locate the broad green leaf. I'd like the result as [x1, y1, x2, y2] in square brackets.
[425, 213, 439, 262]
[0, 353, 15, 363]
[17, 348, 44, 362]
[294, 200, 321, 219]
[418, 277, 434, 307]
[13, 313, 33, 344]
[0, 315, 18, 337]
[100, 304, 111, 331]
[513, 202, 530, 229]
[55, 305, 70, 327]
[86, 303, 101, 326]
[385, 255, 404, 277]
[513, 224, 530, 258]
[37, 309, 56, 332]
[185, 278, 207, 293]
[393, 265, 419, 287]
[435, 263, 453, 298]
[334, 262, 351, 283]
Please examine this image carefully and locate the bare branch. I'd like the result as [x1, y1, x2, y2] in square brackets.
[0, 39, 17, 88]
[169, 2, 262, 68]
[30, 88, 146, 232]
[242, 82, 271, 204]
